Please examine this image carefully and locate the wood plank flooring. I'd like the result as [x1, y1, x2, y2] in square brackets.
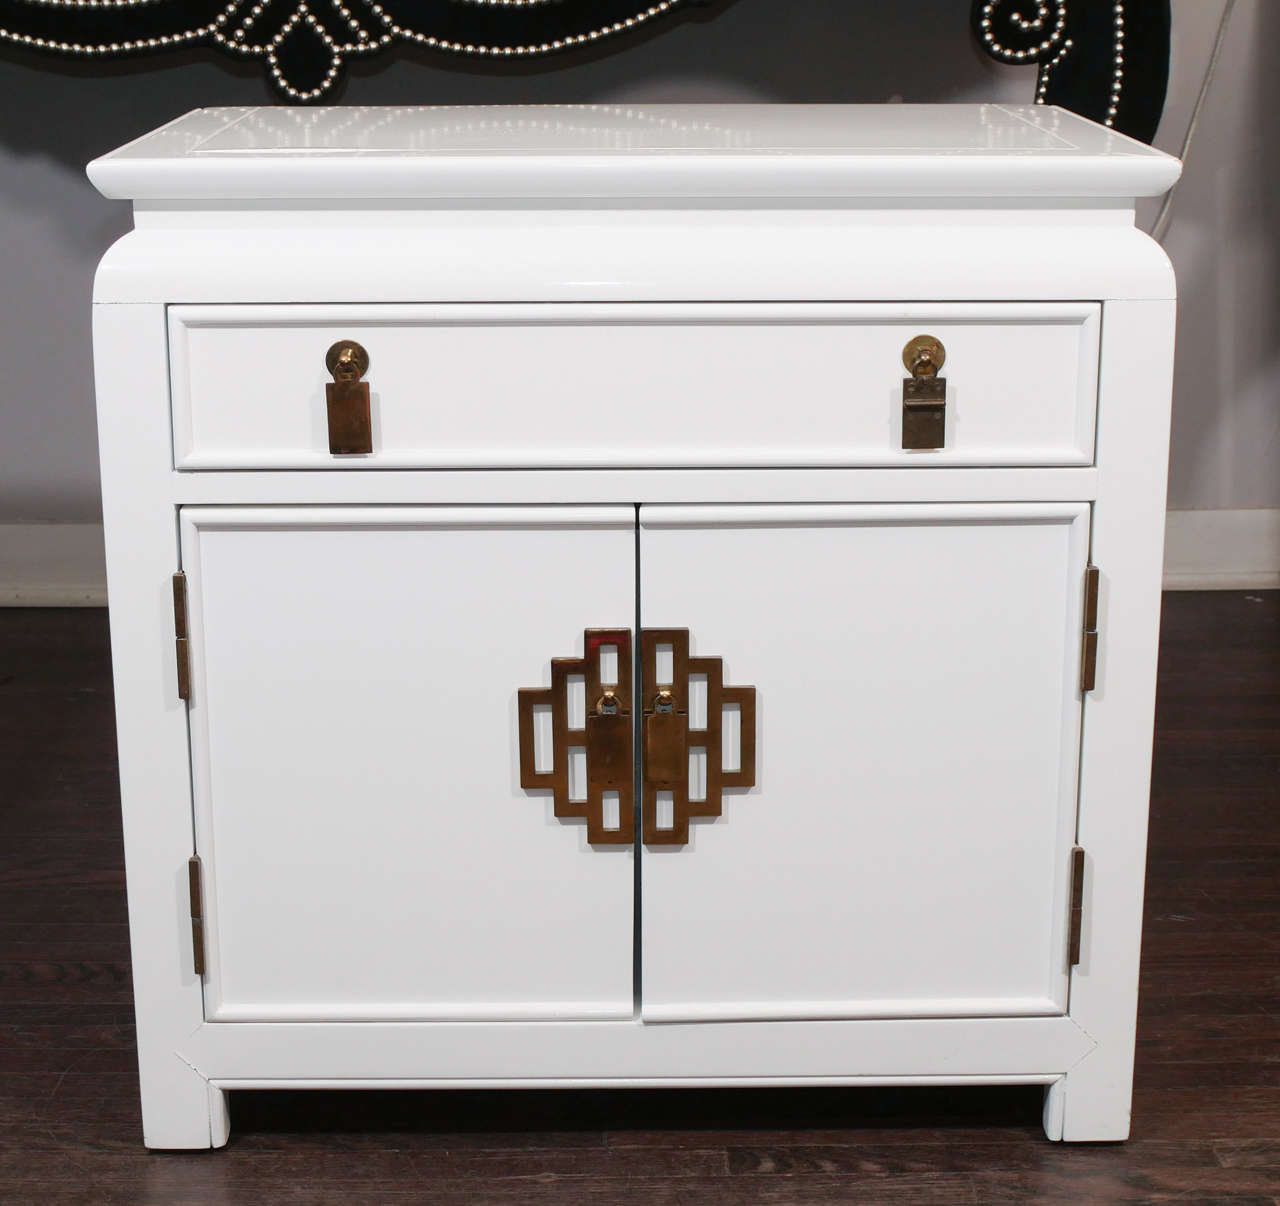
[1, 592, 1277, 1204]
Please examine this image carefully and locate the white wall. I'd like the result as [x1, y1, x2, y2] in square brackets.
[0, 0, 1275, 595]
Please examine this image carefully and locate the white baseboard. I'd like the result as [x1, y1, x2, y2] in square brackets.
[0, 523, 107, 605]
[2, 511, 1278, 605]
[1162, 508, 1280, 590]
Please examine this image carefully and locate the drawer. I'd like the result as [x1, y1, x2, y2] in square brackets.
[168, 302, 1100, 470]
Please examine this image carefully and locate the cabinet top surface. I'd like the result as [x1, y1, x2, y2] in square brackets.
[89, 104, 1180, 203]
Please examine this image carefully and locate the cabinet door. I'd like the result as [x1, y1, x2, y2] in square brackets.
[639, 503, 1090, 1022]
[181, 506, 636, 1022]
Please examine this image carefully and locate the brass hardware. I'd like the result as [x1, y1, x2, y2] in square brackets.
[172, 572, 191, 702]
[188, 855, 206, 977]
[325, 338, 373, 456]
[175, 646, 191, 702]
[518, 629, 634, 845]
[1083, 564, 1100, 631]
[901, 333, 947, 451]
[325, 338, 370, 381]
[172, 572, 189, 640]
[645, 700, 686, 786]
[517, 628, 756, 848]
[640, 629, 756, 847]
[1067, 845, 1085, 967]
[902, 334, 946, 375]
[1080, 632, 1099, 692]
[1081, 564, 1100, 691]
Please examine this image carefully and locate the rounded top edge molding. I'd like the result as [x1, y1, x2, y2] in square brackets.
[87, 104, 1182, 204]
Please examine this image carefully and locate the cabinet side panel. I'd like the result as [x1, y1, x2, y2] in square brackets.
[92, 303, 222, 1149]
[1060, 299, 1177, 1141]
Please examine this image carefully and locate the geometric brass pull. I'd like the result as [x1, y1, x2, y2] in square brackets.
[518, 627, 756, 849]
[640, 628, 756, 847]
[517, 628, 634, 846]
[325, 338, 373, 455]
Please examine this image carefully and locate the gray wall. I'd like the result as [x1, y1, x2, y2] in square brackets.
[0, 0, 1271, 523]
[1153, 0, 1280, 511]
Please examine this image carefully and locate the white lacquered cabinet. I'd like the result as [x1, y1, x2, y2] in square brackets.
[87, 104, 1180, 1148]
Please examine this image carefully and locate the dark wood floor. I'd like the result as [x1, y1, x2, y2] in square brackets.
[1, 592, 1277, 1204]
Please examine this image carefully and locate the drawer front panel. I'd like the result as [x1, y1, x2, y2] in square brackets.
[169, 303, 1100, 470]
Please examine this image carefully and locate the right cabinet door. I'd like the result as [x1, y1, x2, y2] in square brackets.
[639, 502, 1091, 1022]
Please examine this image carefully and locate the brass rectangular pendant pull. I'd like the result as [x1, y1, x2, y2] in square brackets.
[586, 701, 631, 796]
[325, 339, 373, 455]
[645, 705, 687, 786]
[901, 334, 947, 451]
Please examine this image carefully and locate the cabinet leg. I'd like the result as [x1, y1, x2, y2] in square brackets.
[1042, 1049, 1136, 1142]
[138, 1055, 229, 1150]
[1042, 1080, 1066, 1141]
[210, 1085, 231, 1149]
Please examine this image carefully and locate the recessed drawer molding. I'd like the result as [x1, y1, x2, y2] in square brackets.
[167, 302, 1101, 471]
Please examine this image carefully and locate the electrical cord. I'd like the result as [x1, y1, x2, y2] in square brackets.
[1150, 0, 1237, 244]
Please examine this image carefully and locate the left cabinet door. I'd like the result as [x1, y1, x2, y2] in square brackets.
[179, 506, 637, 1022]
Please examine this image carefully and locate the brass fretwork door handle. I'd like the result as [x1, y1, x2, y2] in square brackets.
[517, 629, 634, 845]
[640, 628, 756, 846]
[517, 628, 756, 849]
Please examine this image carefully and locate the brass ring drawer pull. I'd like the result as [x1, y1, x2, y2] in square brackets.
[325, 339, 372, 455]
[901, 333, 947, 451]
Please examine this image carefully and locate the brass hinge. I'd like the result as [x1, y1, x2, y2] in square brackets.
[1067, 845, 1086, 967]
[172, 572, 191, 701]
[1080, 564, 1100, 692]
[188, 855, 206, 977]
